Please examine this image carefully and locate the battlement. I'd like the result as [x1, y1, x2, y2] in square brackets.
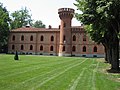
[58, 8, 74, 13]
[58, 8, 74, 19]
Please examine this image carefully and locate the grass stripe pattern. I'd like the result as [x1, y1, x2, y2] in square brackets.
[0, 55, 119, 90]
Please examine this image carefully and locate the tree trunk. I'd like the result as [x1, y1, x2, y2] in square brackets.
[110, 37, 119, 70]
[102, 42, 112, 64]
[104, 46, 108, 62]
[107, 46, 112, 64]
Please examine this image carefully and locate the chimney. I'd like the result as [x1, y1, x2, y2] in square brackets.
[26, 26, 30, 28]
[81, 24, 84, 26]
[48, 25, 52, 29]
[26, 23, 30, 28]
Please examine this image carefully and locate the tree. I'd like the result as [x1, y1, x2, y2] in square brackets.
[0, 3, 10, 53]
[10, 7, 32, 29]
[32, 20, 46, 28]
[75, 0, 120, 70]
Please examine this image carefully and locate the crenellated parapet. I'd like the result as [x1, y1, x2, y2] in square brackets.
[58, 8, 74, 19]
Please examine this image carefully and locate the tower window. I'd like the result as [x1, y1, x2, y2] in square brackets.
[83, 46, 86, 52]
[83, 38, 86, 41]
[21, 35, 24, 41]
[51, 36, 54, 41]
[12, 35, 15, 41]
[73, 35, 76, 41]
[30, 45, 33, 50]
[64, 23, 66, 27]
[40, 45, 43, 51]
[72, 46, 76, 52]
[30, 35, 33, 41]
[50, 46, 54, 51]
[63, 35, 65, 41]
[93, 46, 97, 52]
[40, 35, 44, 41]
[63, 46, 65, 51]
[12, 45, 15, 50]
[21, 45, 24, 50]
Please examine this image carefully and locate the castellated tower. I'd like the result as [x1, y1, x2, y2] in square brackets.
[58, 8, 74, 56]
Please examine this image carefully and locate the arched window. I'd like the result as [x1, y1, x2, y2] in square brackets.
[83, 46, 86, 52]
[12, 45, 15, 50]
[50, 46, 54, 51]
[63, 46, 65, 51]
[83, 37, 86, 41]
[93, 46, 97, 52]
[21, 45, 24, 50]
[12, 35, 15, 41]
[72, 46, 76, 52]
[64, 23, 66, 27]
[30, 45, 33, 50]
[63, 35, 65, 41]
[83, 35, 86, 41]
[40, 45, 43, 51]
[51, 36, 54, 41]
[21, 35, 24, 41]
[30, 35, 33, 41]
[73, 35, 76, 41]
[40, 35, 44, 41]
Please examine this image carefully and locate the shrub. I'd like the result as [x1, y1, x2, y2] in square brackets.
[14, 51, 19, 60]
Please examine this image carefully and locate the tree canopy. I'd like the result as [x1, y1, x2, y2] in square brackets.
[10, 7, 46, 29]
[75, 0, 120, 71]
[10, 7, 32, 29]
[0, 3, 10, 53]
[32, 20, 46, 28]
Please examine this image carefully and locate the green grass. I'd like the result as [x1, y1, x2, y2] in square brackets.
[0, 54, 119, 90]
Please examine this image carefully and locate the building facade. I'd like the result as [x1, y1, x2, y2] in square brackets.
[8, 8, 105, 57]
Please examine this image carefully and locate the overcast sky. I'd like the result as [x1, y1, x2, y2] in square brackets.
[1, 0, 81, 28]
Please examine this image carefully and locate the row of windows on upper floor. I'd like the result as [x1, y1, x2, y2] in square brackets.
[63, 35, 86, 41]
[12, 35, 86, 42]
[12, 35, 54, 42]
[11, 45, 97, 52]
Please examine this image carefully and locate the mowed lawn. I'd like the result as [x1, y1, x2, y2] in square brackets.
[0, 55, 120, 90]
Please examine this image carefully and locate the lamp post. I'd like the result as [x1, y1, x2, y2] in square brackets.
[64, 40, 66, 45]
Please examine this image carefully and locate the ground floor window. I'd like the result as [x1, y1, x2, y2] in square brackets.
[40, 45, 43, 51]
[63, 46, 65, 51]
[12, 45, 15, 50]
[93, 46, 97, 52]
[50, 46, 54, 51]
[30, 45, 33, 50]
[21, 45, 24, 50]
[83, 46, 86, 52]
[72, 46, 76, 52]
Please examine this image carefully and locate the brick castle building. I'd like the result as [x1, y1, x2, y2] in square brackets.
[8, 8, 105, 57]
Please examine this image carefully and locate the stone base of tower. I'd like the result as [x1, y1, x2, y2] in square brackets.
[58, 53, 71, 57]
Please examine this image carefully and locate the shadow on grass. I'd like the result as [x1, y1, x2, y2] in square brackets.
[107, 68, 120, 73]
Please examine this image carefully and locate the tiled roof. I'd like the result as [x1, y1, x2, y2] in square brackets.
[11, 26, 60, 32]
[10, 26, 84, 32]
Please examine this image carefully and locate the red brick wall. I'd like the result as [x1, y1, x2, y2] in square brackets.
[8, 28, 104, 57]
